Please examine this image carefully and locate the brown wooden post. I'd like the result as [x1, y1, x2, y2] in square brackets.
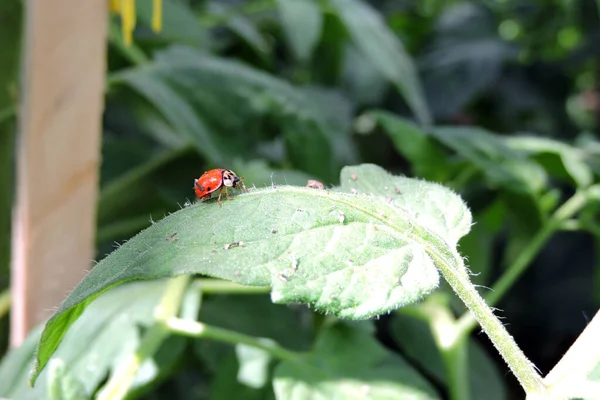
[10, 0, 107, 346]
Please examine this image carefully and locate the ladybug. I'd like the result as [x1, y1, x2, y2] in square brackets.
[194, 168, 247, 206]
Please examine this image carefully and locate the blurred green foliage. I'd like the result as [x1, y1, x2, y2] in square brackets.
[1, 0, 600, 399]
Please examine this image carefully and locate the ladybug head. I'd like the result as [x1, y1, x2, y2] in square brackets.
[222, 169, 241, 187]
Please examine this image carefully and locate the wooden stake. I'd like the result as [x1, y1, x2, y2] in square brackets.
[10, 0, 107, 346]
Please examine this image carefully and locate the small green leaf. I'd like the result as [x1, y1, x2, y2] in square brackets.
[505, 136, 593, 188]
[226, 15, 270, 55]
[4, 281, 172, 399]
[276, 0, 323, 61]
[330, 0, 431, 125]
[341, 44, 389, 106]
[210, 352, 275, 400]
[47, 359, 87, 400]
[235, 343, 273, 388]
[136, 0, 207, 46]
[368, 110, 450, 181]
[31, 164, 471, 384]
[114, 70, 228, 165]
[432, 126, 548, 194]
[273, 321, 440, 399]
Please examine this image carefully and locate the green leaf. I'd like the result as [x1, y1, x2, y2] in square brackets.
[235, 343, 272, 388]
[207, 2, 270, 56]
[136, 0, 207, 46]
[194, 295, 313, 374]
[47, 359, 87, 400]
[31, 164, 472, 384]
[336, 164, 472, 248]
[3, 280, 174, 399]
[368, 110, 450, 181]
[112, 68, 228, 165]
[505, 135, 593, 188]
[390, 313, 508, 400]
[210, 352, 275, 400]
[112, 45, 356, 181]
[330, 0, 431, 125]
[276, 0, 323, 61]
[341, 44, 389, 106]
[432, 126, 548, 194]
[0, 326, 43, 398]
[226, 15, 270, 55]
[273, 321, 440, 399]
[419, 3, 518, 119]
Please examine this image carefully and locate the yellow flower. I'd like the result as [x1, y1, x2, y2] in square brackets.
[109, 0, 162, 45]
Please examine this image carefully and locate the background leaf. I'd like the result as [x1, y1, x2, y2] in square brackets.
[276, 0, 323, 61]
[330, 0, 431, 125]
[391, 312, 508, 400]
[1, 280, 180, 400]
[47, 359, 87, 400]
[505, 135, 593, 188]
[431, 126, 548, 194]
[273, 321, 440, 399]
[420, 3, 518, 120]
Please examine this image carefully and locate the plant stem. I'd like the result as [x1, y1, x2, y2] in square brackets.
[96, 275, 190, 400]
[425, 297, 470, 400]
[194, 278, 270, 294]
[456, 189, 591, 335]
[166, 317, 300, 362]
[442, 338, 469, 400]
[436, 253, 544, 394]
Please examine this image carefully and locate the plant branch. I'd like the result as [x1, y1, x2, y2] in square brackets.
[166, 317, 299, 362]
[96, 275, 190, 400]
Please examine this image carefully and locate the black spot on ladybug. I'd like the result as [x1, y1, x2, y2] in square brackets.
[206, 186, 211, 191]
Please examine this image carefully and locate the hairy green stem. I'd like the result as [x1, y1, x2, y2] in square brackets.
[456, 189, 591, 335]
[96, 275, 190, 400]
[437, 253, 544, 394]
[166, 317, 300, 362]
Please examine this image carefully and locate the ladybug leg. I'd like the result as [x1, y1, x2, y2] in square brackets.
[217, 187, 223, 207]
[225, 186, 232, 201]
